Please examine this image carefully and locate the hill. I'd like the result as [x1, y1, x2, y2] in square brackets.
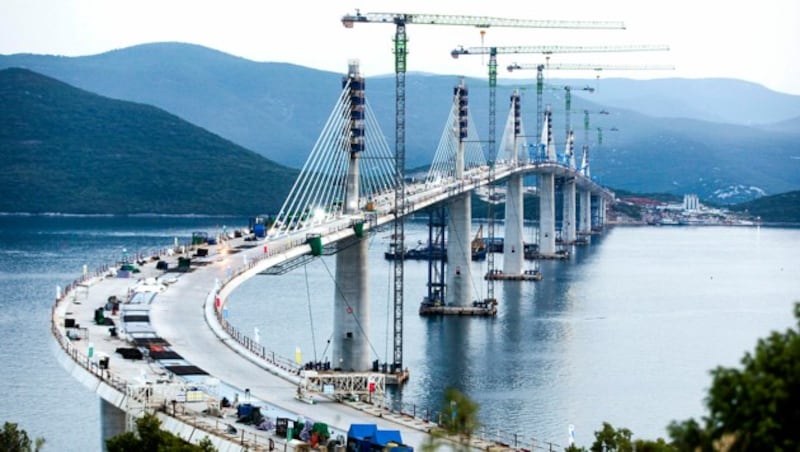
[544, 77, 800, 125]
[3, 42, 800, 204]
[0, 68, 297, 215]
[730, 190, 800, 224]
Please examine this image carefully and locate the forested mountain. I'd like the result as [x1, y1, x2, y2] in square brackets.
[0, 68, 296, 214]
[3, 42, 800, 204]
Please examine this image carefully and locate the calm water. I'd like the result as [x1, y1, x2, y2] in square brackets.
[1, 215, 797, 449]
[227, 221, 800, 445]
[0, 215, 245, 451]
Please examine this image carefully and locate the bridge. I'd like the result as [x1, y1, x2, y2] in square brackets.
[50, 61, 614, 451]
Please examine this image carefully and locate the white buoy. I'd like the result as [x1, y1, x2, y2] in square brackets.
[56, 285, 62, 299]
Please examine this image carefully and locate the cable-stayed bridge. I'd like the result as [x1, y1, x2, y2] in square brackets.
[245, 62, 612, 379]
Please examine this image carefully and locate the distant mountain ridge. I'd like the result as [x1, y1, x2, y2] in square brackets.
[0, 67, 297, 214]
[3, 42, 800, 204]
[730, 190, 800, 223]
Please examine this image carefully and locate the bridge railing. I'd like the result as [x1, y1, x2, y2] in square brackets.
[50, 251, 300, 451]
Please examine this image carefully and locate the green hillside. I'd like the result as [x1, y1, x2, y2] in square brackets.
[0, 67, 297, 215]
[730, 190, 800, 223]
[3, 43, 800, 203]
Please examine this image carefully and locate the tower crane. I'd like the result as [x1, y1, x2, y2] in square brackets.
[451, 45, 669, 148]
[507, 62, 675, 90]
[507, 62, 675, 72]
[452, 44, 668, 268]
[342, 11, 626, 372]
[505, 61, 672, 171]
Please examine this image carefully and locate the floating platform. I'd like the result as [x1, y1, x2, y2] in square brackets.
[484, 269, 542, 281]
[386, 368, 410, 385]
[528, 252, 570, 260]
[419, 299, 497, 317]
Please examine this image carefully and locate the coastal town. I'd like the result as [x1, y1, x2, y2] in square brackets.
[609, 194, 761, 226]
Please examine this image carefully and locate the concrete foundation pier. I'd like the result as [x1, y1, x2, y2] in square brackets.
[538, 174, 556, 255]
[579, 189, 591, 235]
[446, 192, 472, 306]
[333, 238, 370, 371]
[503, 173, 524, 275]
[562, 178, 576, 244]
[100, 397, 126, 448]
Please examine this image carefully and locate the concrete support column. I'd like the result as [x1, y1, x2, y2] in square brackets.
[100, 398, 126, 448]
[579, 189, 591, 235]
[538, 174, 556, 255]
[598, 197, 605, 227]
[333, 237, 370, 371]
[503, 173, 524, 274]
[562, 179, 576, 244]
[446, 193, 472, 306]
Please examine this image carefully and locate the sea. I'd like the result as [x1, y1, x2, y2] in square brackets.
[1, 214, 798, 450]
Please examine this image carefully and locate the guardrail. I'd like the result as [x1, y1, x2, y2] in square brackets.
[49, 248, 292, 451]
[210, 233, 568, 451]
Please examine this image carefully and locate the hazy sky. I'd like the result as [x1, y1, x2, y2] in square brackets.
[3, 0, 799, 95]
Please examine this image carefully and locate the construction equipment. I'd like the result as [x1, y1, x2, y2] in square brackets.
[451, 45, 669, 150]
[342, 10, 626, 372]
[509, 62, 670, 171]
[507, 62, 675, 91]
[508, 62, 674, 72]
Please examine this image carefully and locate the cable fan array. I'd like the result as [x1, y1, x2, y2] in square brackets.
[424, 101, 486, 186]
[270, 80, 395, 235]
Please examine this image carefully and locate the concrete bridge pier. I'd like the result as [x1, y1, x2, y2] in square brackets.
[446, 192, 473, 306]
[591, 194, 600, 230]
[503, 175, 525, 274]
[579, 189, 591, 236]
[598, 197, 607, 227]
[332, 60, 370, 371]
[333, 238, 370, 371]
[562, 178, 577, 244]
[100, 398, 127, 447]
[538, 174, 556, 255]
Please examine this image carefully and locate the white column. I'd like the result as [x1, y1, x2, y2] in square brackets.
[562, 179, 576, 244]
[538, 174, 556, 255]
[446, 193, 472, 306]
[503, 173, 524, 274]
[579, 189, 591, 235]
[333, 239, 370, 371]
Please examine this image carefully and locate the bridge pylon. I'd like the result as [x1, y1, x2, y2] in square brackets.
[333, 61, 370, 371]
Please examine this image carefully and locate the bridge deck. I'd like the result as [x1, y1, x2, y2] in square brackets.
[52, 161, 611, 450]
[52, 237, 441, 450]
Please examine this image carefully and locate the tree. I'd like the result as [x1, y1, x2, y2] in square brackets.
[421, 387, 480, 452]
[565, 423, 673, 452]
[669, 302, 800, 451]
[106, 413, 217, 452]
[590, 422, 634, 452]
[0, 422, 45, 452]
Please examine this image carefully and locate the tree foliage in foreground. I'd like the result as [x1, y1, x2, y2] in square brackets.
[566, 302, 800, 452]
[106, 413, 216, 452]
[0, 422, 44, 452]
[670, 302, 800, 451]
[422, 387, 480, 452]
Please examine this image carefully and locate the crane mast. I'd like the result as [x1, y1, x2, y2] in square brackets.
[506, 60, 672, 167]
[343, 11, 627, 372]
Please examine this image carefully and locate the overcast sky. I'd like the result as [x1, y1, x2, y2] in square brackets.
[3, 0, 799, 95]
